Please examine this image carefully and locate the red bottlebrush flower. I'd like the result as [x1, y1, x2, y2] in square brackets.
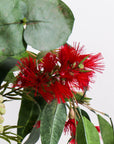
[51, 81, 73, 103]
[17, 56, 37, 73]
[64, 119, 78, 136]
[39, 52, 57, 73]
[38, 81, 73, 103]
[64, 119, 78, 144]
[14, 42, 104, 103]
[58, 43, 104, 91]
[14, 56, 38, 88]
[71, 70, 94, 90]
[14, 55, 73, 103]
[59, 44, 77, 65]
[83, 53, 104, 73]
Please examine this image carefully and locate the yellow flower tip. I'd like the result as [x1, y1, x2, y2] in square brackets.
[0, 95, 4, 103]
[72, 62, 76, 68]
[78, 63, 84, 69]
[0, 115, 4, 124]
[77, 92, 84, 96]
[0, 125, 4, 133]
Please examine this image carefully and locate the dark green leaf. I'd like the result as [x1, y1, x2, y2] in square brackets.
[40, 100, 67, 144]
[0, 57, 18, 85]
[98, 114, 114, 144]
[17, 98, 40, 143]
[24, 0, 74, 51]
[0, 0, 27, 56]
[75, 108, 91, 121]
[81, 109, 91, 121]
[76, 116, 100, 144]
[34, 96, 47, 111]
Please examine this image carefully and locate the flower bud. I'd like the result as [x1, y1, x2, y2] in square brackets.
[69, 108, 75, 119]
[77, 92, 84, 96]
[0, 103, 6, 115]
[0, 115, 4, 124]
[0, 125, 4, 133]
[0, 95, 4, 103]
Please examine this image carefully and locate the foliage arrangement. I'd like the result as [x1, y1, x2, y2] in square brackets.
[0, 0, 114, 144]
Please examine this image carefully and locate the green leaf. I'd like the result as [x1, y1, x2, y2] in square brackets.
[0, 57, 18, 85]
[40, 100, 67, 144]
[76, 116, 100, 144]
[35, 96, 47, 111]
[0, 0, 27, 56]
[23, 0, 74, 51]
[75, 108, 91, 121]
[17, 98, 41, 143]
[81, 109, 91, 121]
[97, 114, 114, 144]
[24, 119, 40, 144]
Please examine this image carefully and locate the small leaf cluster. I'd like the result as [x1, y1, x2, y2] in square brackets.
[0, 125, 22, 144]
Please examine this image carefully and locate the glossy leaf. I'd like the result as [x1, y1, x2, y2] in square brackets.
[24, 0, 74, 51]
[98, 114, 114, 144]
[24, 119, 40, 144]
[81, 109, 91, 121]
[17, 98, 40, 143]
[75, 108, 91, 121]
[76, 116, 100, 144]
[40, 100, 67, 144]
[0, 0, 26, 56]
[0, 58, 18, 85]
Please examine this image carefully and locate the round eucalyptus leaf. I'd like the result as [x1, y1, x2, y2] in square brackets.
[24, 0, 74, 51]
[0, 0, 27, 56]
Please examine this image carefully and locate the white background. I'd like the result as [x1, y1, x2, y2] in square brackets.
[1, 0, 114, 143]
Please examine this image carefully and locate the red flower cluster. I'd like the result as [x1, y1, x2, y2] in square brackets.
[14, 43, 104, 103]
[64, 118, 100, 144]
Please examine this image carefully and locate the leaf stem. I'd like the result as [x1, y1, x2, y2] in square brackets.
[26, 51, 37, 58]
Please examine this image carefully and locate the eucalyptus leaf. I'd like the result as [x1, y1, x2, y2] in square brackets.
[17, 98, 40, 143]
[98, 114, 114, 144]
[40, 100, 67, 144]
[0, 0, 27, 56]
[24, 0, 74, 51]
[76, 116, 100, 144]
